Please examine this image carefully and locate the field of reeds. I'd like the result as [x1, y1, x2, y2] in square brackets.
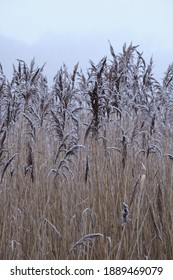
[1, 43, 173, 260]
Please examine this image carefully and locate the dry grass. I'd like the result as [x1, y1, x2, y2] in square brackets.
[0, 44, 173, 259]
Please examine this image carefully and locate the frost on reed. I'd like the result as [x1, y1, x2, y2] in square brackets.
[122, 202, 130, 227]
[0, 44, 173, 259]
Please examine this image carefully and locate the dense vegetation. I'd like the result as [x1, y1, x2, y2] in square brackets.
[0, 43, 173, 259]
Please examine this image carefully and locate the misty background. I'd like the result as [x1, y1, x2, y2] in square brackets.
[0, 0, 173, 85]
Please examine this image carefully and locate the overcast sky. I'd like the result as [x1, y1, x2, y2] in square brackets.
[0, 0, 173, 84]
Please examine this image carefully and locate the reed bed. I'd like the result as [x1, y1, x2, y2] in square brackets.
[0, 44, 173, 259]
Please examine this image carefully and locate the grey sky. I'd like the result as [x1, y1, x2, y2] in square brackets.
[0, 0, 173, 84]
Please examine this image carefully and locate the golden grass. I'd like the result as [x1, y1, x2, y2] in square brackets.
[0, 110, 173, 260]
